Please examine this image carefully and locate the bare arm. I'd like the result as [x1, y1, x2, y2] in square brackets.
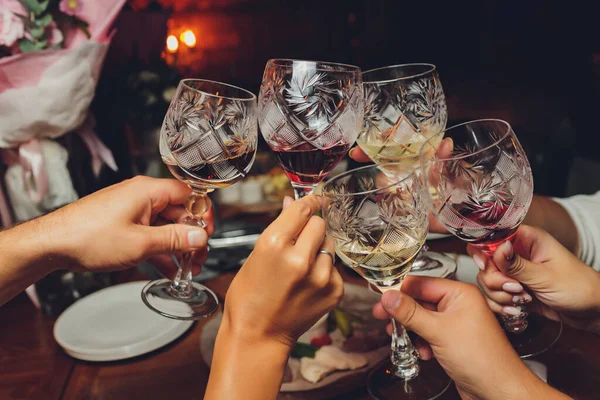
[0, 218, 64, 306]
[204, 322, 291, 400]
[0, 177, 214, 307]
[524, 195, 579, 254]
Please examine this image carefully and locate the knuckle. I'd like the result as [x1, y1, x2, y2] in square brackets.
[288, 253, 310, 275]
[312, 274, 330, 289]
[479, 271, 496, 289]
[297, 203, 313, 218]
[486, 298, 503, 314]
[476, 274, 489, 292]
[402, 298, 419, 326]
[510, 256, 526, 276]
[259, 233, 286, 251]
[332, 279, 344, 303]
[165, 227, 183, 252]
[310, 215, 326, 231]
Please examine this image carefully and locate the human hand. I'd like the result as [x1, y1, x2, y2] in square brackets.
[472, 225, 600, 334]
[221, 195, 344, 349]
[49, 176, 213, 276]
[373, 277, 560, 399]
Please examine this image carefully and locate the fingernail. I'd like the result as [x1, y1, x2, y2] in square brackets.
[503, 306, 522, 316]
[499, 240, 514, 261]
[382, 290, 401, 311]
[473, 253, 486, 271]
[512, 294, 533, 304]
[188, 229, 207, 248]
[282, 196, 293, 209]
[349, 147, 356, 158]
[502, 282, 524, 293]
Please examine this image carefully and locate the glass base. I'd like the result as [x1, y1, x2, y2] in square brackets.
[367, 359, 452, 400]
[410, 252, 456, 278]
[504, 312, 563, 359]
[141, 279, 219, 320]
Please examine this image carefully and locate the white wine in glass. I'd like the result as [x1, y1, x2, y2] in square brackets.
[335, 232, 426, 289]
[322, 163, 451, 400]
[358, 63, 446, 171]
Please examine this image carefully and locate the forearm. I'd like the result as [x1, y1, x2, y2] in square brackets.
[477, 360, 571, 400]
[524, 195, 578, 254]
[0, 216, 66, 306]
[205, 320, 291, 400]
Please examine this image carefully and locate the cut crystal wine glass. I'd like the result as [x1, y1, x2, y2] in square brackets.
[258, 59, 364, 199]
[359, 63, 448, 273]
[142, 79, 258, 320]
[322, 163, 451, 400]
[359, 63, 447, 170]
[420, 119, 562, 357]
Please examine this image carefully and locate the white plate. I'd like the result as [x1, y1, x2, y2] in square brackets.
[426, 232, 452, 240]
[54, 281, 193, 362]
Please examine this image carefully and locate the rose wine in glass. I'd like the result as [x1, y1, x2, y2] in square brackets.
[421, 119, 562, 357]
[142, 79, 257, 320]
[258, 59, 364, 199]
[323, 163, 451, 400]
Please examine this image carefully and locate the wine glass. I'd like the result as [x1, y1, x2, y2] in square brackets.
[359, 63, 449, 273]
[420, 119, 562, 357]
[322, 163, 451, 400]
[258, 59, 364, 199]
[142, 79, 258, 320]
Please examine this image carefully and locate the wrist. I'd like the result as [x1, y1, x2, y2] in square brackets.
[218, 316, 293, 359]
[1, 218, 62, 274]
[205, 316, 292, 400]
[491, 358, 567, 400]
[0, 213, 70, 305]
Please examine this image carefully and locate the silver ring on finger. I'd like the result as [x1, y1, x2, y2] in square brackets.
[318, 249, 335, 264]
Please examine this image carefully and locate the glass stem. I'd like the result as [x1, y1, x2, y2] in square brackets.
[170, 253, 194, 297]
[169, 189, 212, 298]
[291, 183, 316, 200]
[502, 302, 529, 333]
[390, 318, 420, 380]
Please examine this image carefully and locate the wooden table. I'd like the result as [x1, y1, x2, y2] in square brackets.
[2, 237, 600, 400]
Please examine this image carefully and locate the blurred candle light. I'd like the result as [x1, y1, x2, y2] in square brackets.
[166, 35, 179, 53]
[181, 30, 197, 48]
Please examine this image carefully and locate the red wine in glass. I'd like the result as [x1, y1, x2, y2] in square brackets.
[438, 199, 526, 256]
[270, 142, 350, 196]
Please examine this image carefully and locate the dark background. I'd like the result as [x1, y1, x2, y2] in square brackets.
[92, 0, 600, 198]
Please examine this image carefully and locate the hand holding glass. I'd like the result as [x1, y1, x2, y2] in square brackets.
[142, 79, 257, 320]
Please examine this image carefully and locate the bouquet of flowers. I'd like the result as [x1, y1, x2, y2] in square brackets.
[0, 0, 126, 227]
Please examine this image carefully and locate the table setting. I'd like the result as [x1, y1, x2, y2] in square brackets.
[1, 3, 599, 398]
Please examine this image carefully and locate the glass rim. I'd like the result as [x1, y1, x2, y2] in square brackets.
[420, 118, 513, 163]
[181, 78, 257, 102]
[266, 58, 362, 74]
[362, 63, 437, 84]
[322, 162, 418, 197]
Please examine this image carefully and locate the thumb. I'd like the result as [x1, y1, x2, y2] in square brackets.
[493, 240, 543, 284]
[141, 224, 208, 256]
[381, 290, 437, 339]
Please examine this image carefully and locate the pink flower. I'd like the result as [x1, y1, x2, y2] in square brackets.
[59, 0, 82, 16]
[0, 8, 24, 47]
